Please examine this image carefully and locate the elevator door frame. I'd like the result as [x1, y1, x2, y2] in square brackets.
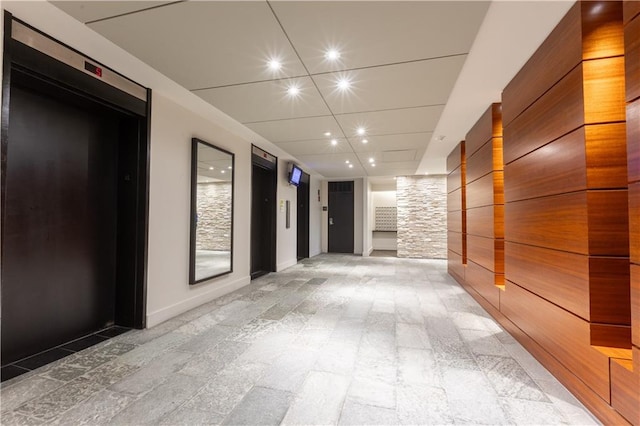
[0, 14, 150, 332]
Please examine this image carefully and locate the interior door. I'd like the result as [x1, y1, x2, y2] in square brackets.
[297, 173, 310, 260]
[328, 181, 354, 253]
[250, 163, 276, 278]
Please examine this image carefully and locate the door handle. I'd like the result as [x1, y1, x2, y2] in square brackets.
[329, 218, 334, 225]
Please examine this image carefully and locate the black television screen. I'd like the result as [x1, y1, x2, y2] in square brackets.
[289, 164, 303, 186]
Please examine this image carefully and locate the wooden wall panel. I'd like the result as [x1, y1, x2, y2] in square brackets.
[446, 143, 463, 173]
[629, 101, 640, 183]
[447, 210, 463, 234]
[466, 260, 500, 308]
[466, 171, 504, 209]
[467, 235, 504, 273]
[505, 191, 629, 256]
[466, 104, 502, 156]
[632, 265, 640, 347]
[448, 250, 465, 284]
[625, 0, 640, 25]
[447, 188, 462, 212]
[611, 358, 640, 424]
[466, 138, 503, 184]
[583, 56, 626, 123]
[626, 14, 640, 102]
[448, 231, 463, 256]
[467, 205, 503, 239]
[500, 282, 611, 402]
[447, 166, 462, 193]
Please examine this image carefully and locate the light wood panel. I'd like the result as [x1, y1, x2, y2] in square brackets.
[447, 166, 462, 193]
[448, 231, 463, 256]
[583, 56, 626, 123]
[466, 137, 503, 184]
[466, 103, 502, 157]
[611, 357, 640, 424]
[447, 210, 463, 234]
[466, 260, 500, 308]
[505, 191, 629, 256]
[447, 188, 463, 212]
[500, 281, 612, 402]
[448, 250, 465, 284]
[467, 205, 503, 239]
[466, 171, 504, 209]
[467, 234, 504, 273]
[629, 101, 640, 183]
[446, 142, 463, 174]
[626, 14, 640, 102]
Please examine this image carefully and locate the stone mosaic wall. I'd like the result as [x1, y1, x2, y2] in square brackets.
[396, 175, 447, 259]
[196, 182, 232, 251]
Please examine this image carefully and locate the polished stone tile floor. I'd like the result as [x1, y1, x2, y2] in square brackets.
[0, 254, 600, 425]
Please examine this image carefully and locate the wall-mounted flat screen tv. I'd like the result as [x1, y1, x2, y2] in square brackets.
[289, 164, 303, 186]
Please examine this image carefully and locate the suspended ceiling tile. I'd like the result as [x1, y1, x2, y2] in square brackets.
[245, 116, 341, 143]
[350, 132, 432, 153]
[195, 77, 331, 124]
[88, 1, 307, 89]
[295, 152, 365, 177]
[275, 138, 353, 156]
[336, 105, 443, 138]
[313, 56, 466, 114]
[52, 1, 172, 24]
[270, 1, 489, 73]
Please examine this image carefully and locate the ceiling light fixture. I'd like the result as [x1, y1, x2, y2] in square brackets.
[268, 59, 282, 71]
[349, 164, 354, 168]
[331, 139, 337, 146]
[324, 132, 331, 136]
[228, 166, 232, 169]
[221, 170, 226, 174]
[287, 85, 300, 97]
[372, 164, 376, 167]
[337, 78, 351, 91]
[368, 158, 374, 163]
[345, 160, 350, 164]
[325, 49, 341, 61]
[362, 139, 368, 144]
[209, 166, 214, 170]
[357, 127, 366, 136]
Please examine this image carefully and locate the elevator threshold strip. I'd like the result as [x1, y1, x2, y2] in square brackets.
[0, 326, 131, 382]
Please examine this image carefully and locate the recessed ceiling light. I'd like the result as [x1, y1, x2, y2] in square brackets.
[393, 177, 397, 180]
[372, 164, 376, 167]
[362, 139, 368, 144]
[348, 164, 354, 168]
[357, 127, 366, 136]
[325, 49, 340, 61]
[287, 85, 300, 97]
[345, 160, 350, 164]
[368, 158, 374, 163]
[209, 166, 214, 170]
[221, 170, 226, 174]
[331, 139, 337, 145]
[337, 78, 351, 91]
[268, 59, 282, 71]
[324, 131, 331, 136]
[228, 166, 232, 169]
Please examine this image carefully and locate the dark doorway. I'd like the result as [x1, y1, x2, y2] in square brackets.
[328, 181, 354, 253]
[1, 16, 149, 372]
[251, 146, 277, 279]
[297, 172, 310, 260]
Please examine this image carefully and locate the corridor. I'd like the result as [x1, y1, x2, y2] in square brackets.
[0, 255, 598, 425]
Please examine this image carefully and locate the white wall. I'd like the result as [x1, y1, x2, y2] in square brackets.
[354, 178, 363, 255]
[1, 1, 320, 328]
[363, 178, 373, 256]
[309, 175, 323, 257]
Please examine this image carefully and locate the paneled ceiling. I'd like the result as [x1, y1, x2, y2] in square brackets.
[52, 0, 490, 178]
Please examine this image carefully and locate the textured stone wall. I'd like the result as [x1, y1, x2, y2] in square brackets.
[196, 182, 232, 251]
[396, 175, 447, 259]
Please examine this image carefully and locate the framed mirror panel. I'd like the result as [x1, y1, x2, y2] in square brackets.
[189, 138, 234, 284]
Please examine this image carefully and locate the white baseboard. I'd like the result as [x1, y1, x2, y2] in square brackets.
[146, 275, 250, 328]
[277, 257, 298, 272]
[367, 246, 374, 256]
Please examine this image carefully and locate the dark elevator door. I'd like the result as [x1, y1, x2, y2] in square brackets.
[328, 181, 354, 253]
[297, 173, 310, 260]
[251, 163, 276, 279]
[1, 79, 119, 364]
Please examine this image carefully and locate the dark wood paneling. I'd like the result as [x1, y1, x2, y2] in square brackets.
[625, 0, 640, 25]
[447, 166, 462, 193]
[467, 234, 504, 273]
[448, 250, 465, 283]
[448, 231, 463, 256]
[466, 137, 503, 184]
[590, 324, 631, 348]
[629, 101, 640, 184]
[447, 188, 462, 212]
[502, 3, 582, 127]
[467, 205, 503, 239]
[466, 171, 503, 209]
[447, 142, 464, 174]
[589, 257, 632, 326]
[466, 260, 500, 308]
[626, 14, 640, 102]
[505, 124, 628, 203]
[581, 2, 625, 60]
[632, 265, 640, 346]
[500, 281, 611, 402]
[466, 104, 502, 157]
[610, 358, 640, 424]
[631, 182, 640, 263]
[504, 191, 629, 256]
[447, 210, 463, 233]
[583, 56, 626, 124]
[504, 65, 584, 165]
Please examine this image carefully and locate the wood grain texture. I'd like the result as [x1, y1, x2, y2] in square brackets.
[466, 171, 504, 209]
[630, 183, 640, 263]
[447, 210, 463, 233]
[590, 324, 631, 348]
[458, 278, 631, 425]
[629, 101, 640, 184]
[504, 64, 584, 165]
[466, 137, 504, 184]
[466, 260, 500, 308]
[581, 2, 625, 60]
[610, 357, 640, 424]
[447, 166, 462, 193]
[447, 142, 464, 174]
[467, 205, 504, 239]
[466, 103, 502, 157]
[500, 281, 611, 402]
[626, 14, 640, 102]
[632, 264, 640, 346]
[448, 250, 465, 284]
[583, 56, 626, 123]
[504, 190, 629, 256]
[625, 0, 640, 25]
[588, 256, 632, 326]
[447, 187, 463, 212]
[467, 234, 503, 273]
[448, 231, 463, 256]
[502, 3, 582, 127]
[505, 124, 628, 203]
